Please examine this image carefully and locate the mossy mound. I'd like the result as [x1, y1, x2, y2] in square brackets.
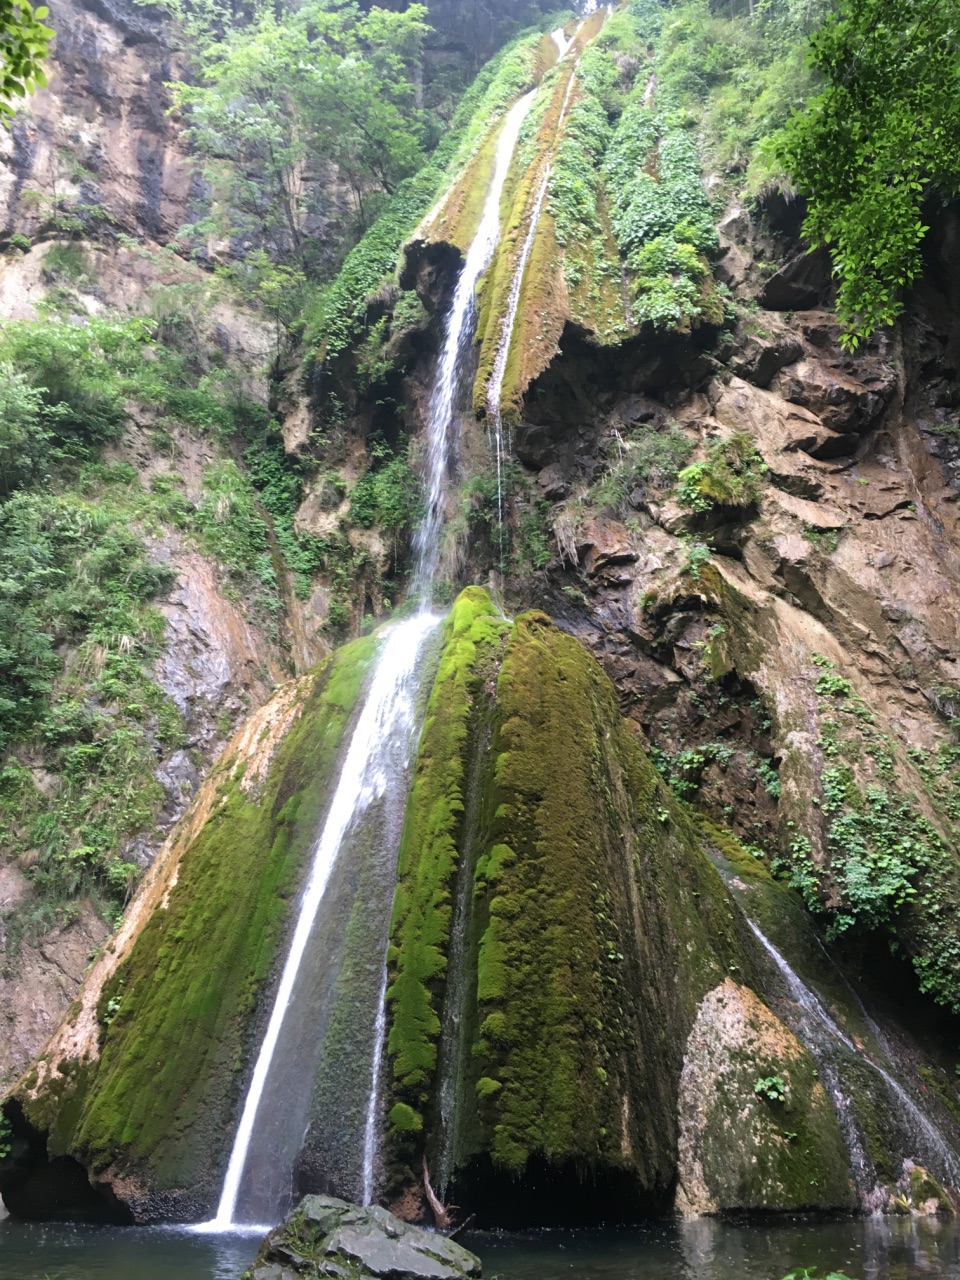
[385, 591, 758, 1212]
[676, 980, 856, 1214]
[6, 635, 380, 1220]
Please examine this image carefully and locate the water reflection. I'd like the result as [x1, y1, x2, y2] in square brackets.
[469, 1216, 960, 1280]
[2, 1215, 960, 1279]
[0, 1220, 259, 1280]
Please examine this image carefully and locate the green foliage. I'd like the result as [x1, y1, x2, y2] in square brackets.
[754, 1073, 787, 1103]
[591, 422, 693, 513]
[776, 0, 960, 349]
[651, 740, 734, 800]
[516, 500, 552, 571]
[774, 654, 960, 1012]
[654, 0, 824, 182]
[681, 537, 713, 580]
[676, 434, 766, 513]
[0, 0, 53, 116]
[0, 483, 180, 925]
[309, 27, 544, 360]
[0, 310, 321, 936]
[602, 46, 722, 331]
[171, 2, 431, 279]
[42, 241, 91, 285]
[349, 449, 424, 538]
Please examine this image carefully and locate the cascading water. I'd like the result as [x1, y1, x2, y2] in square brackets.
[551, 26, 572, 58]
[198, 85, 538, 1233]
[748, 920, 960, 1200]
[485, 62, 583, 561]
[412, 89, 537, 598]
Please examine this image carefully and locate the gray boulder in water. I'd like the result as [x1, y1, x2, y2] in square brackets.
[245, 1195, 482, 1280]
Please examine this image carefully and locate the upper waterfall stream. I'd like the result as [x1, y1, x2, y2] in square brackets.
[197, 84, 537, 1232]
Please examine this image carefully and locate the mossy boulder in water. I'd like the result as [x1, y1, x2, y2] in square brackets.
[675, 979, 856, 1214]
[245, 1195, 481, 1280]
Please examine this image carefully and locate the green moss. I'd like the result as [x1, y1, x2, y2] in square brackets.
[909, 1165, 953, 1213]
[386, 588, 510, 1109]
[21, 634, 379, 1194]
[470, 610, 749, 1182]
[390, 1103, 423, 1133]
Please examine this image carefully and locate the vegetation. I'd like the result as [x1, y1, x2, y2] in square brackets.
[170, 3, 432, 278]
[468, 610, 743, 1177]
[386, 588, 509, 1141]
[0, 309, 317, 940]
[0, 0, 52, 116]
[309, 24, 546, 360]
[776, 0, 960, 349]
[772, 655, 960, 1014]
[676, 434, 766, 514]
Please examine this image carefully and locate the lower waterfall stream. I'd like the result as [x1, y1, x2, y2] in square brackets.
[194, 82, 540, 1231]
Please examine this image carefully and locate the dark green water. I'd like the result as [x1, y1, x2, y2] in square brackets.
[1, 1215, 959, 1279]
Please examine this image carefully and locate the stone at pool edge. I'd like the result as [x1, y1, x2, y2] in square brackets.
[244, 1194, 482, 1280]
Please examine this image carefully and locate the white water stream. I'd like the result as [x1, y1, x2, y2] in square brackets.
[551, 27, 573, 58]
[748, 921, 960, 1198]
[412, 89, 537, 598]
[197, 83, 539, 1233]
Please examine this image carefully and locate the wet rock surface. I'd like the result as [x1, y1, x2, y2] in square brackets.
[246, 1196, 482, 1280]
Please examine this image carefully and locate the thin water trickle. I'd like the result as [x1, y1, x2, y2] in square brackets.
[747, 920, 960, 1198]
[198, 83, 540, 1231]
[361, 973, 390, 1205]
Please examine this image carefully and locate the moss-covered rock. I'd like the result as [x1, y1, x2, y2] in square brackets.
[5, 634, 380, 1221]
[676, 979, 856, 1214]
[385, 594, 759, 1212]
[245, 1194, 482, 1280]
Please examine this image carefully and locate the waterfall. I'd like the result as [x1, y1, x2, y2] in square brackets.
[485, 65, 581, 559]
[196, 84, 538, 1233]
[747, 920, 960, 1200]
[412, 89, 537, 599]
[551, 27, 572, 58]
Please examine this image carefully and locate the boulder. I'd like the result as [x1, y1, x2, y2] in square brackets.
[246, 1196, 482, 1280]
[675, 980, 856, 1216]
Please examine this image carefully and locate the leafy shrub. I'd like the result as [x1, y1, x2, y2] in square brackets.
[676, 434, 766, 513]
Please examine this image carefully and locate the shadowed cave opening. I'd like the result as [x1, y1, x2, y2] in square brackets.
[448, 1155, 673, 1229]
[0, 1100, 133, 1224]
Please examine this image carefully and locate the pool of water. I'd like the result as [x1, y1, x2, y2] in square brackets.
[1, 1215, 959, 1279]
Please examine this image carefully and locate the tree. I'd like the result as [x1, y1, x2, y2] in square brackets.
[171, 1, 431, 279]
[776, 0, 960, 350]
[0, 0, 53, 117]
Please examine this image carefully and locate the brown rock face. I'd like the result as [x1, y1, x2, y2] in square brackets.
[0, 0, 193, 245]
